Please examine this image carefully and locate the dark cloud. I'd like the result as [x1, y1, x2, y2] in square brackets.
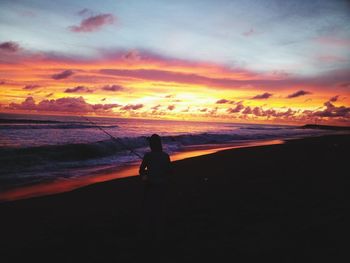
[242, 106, 252, 114]
[200, 108, 207, 112]
[287, 90, 311, 98]
[91, 103, 121, 111]
[255, 107, 295, 118]
[226, 102, 244, 113]
[0, 41, 20, 52]
[69, 14, 115, 33]
[52, 70, 74, 80]
[329, 95, 339, 102]
[46, 93, 54, 97]
[237, 105, 297, 119]
[9, 97, 36, 111]
[120, 104, 143, 110]
[101, 84, 123, 92]
[123, 50, 141, 62]
[0, 81, 6, 85]
[151, 104, 161, 110]
[312, 101, 350, 118]
[216, 99, 229, 104]
[167, 105, 175, 111]
[23, 84, 40, 90]
[216, 99, 235, 104]
[226, 98, 350, 123]
[233, 100, 244, 105]
[251, 92, 273, 99]
[252, 107, 263, 116]
[8, 96, 119, 113]
[64, 86, 93, 93]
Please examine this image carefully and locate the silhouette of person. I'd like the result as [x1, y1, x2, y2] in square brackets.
[139, 134, 171, 246]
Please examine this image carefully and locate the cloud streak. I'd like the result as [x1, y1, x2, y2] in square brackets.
[101, 85, 123, 92]
[52, 70, 74, 80]
[64, 86, 93, 93]
[23, 84, 40, 90]
[287, 90, 311, 98]
[120, 104, 143, 110]
[216, 99, 229, 104]
[251, 92, 273, 99]
[69, 14, 115, 33]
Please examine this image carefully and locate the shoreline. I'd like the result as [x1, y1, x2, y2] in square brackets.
[0, 138, 283, 202]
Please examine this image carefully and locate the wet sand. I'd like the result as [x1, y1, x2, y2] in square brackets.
[0, 139, 282, 202]
[0, 134, 348, 262]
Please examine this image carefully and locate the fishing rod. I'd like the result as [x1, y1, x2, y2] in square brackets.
[81, 116, 143, 160]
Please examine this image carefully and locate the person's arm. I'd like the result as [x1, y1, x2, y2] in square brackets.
[139, 154, 148, 181]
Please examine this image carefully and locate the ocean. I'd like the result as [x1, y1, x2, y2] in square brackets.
[0, 113, 338, 192]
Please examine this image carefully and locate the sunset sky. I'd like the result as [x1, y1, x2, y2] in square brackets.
[0, 0, 349, 125]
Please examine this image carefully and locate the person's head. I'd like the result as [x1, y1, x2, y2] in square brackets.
[148, 134, 162, 152]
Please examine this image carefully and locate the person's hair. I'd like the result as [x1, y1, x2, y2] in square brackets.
[148, 134, 162, 152]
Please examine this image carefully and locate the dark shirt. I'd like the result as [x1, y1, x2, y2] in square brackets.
[139, 151, 171, 184]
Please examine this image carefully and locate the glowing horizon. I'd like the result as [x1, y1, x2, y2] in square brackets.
[1, 0, 349, 126]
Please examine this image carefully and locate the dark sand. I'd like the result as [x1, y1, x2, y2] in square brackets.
[0, 134, 348, 262]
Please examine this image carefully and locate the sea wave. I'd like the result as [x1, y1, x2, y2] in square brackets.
[0, 118, 63, 124]
[0, 128, 327, 168]
[0, 118, 119, 129]
[0, 124, 119, 129]
[239, 126, 287, 131]
[0, 126, 338, 189]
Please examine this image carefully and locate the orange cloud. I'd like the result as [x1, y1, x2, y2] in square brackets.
[1, 48, 349, 125]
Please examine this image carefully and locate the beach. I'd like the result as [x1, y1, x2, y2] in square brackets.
[0, 134, 347, 262]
